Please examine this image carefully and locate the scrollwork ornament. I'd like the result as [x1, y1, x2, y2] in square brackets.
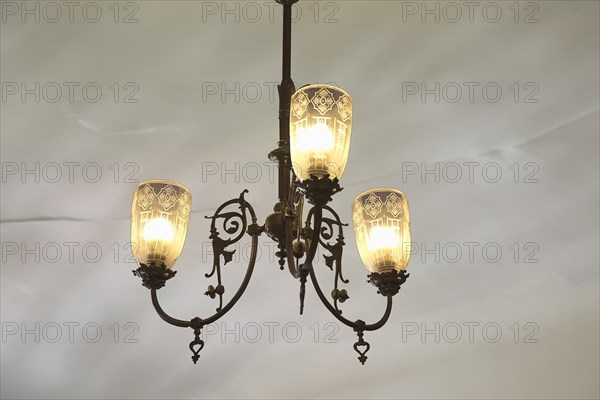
[305, 205, 350, 314]
[203, 191, 254, 311]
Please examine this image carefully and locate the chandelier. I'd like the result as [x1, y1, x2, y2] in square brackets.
[130, 0, 412, 365]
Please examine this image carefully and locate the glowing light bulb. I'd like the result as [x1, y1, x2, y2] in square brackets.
[352, 189, 411, 274]
[143, 218, 175, 243]
[296, 123, 334, 154]
[131, 181, 191, 268]
[367, 226, 400, 252]
[289, 85, 352, 181]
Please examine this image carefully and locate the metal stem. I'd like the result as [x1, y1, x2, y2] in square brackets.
[281, 2, 293, 109]
[276, 1, 296, 204]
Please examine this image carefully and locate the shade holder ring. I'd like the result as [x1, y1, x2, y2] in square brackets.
[297, 174, 343, 206]
[368, 269, 410, 296]
[133, 262, 177, 290]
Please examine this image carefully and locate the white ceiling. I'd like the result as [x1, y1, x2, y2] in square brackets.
[1, 1, 599, 399]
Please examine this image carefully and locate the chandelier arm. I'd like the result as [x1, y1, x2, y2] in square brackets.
[148, 191, 261, 329]
[363, 295, 393, 331]
[149, 221, 260, 328]
[303, 206, 355, 328]
[204, 190, 259, 311]
[317, 205, 350, 313]
[151, 208, 260, 365]
[201, 191, 261, 325]
[305, 205, 395, 332]
[150, 289, 191, 328]
[200, 233, 260, 326]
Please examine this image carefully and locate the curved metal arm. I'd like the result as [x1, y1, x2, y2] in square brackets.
[149, 228, 260, 364]
[151, 289, 191, 328]
[303, 204, 395, 364]
[149, 232, 260, 328]
[147, 191, 262, 364]
[305, 204, 349, 314]
[303, 205, 394, 331]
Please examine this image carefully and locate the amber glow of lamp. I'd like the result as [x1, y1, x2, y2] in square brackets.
[131, 180, 191, 288]
[289, 84, 352, 183]
[353, 189, 411, 295]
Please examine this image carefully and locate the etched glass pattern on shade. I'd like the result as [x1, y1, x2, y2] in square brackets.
[289, 84, 352, 181]
[131, 180, 191, 269]
[352, 189, 411, 274]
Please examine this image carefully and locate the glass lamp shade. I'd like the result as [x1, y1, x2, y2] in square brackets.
[352, 189, 411, 274]
[289, 84, 352, 181]
[130, 180, 191, 269]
